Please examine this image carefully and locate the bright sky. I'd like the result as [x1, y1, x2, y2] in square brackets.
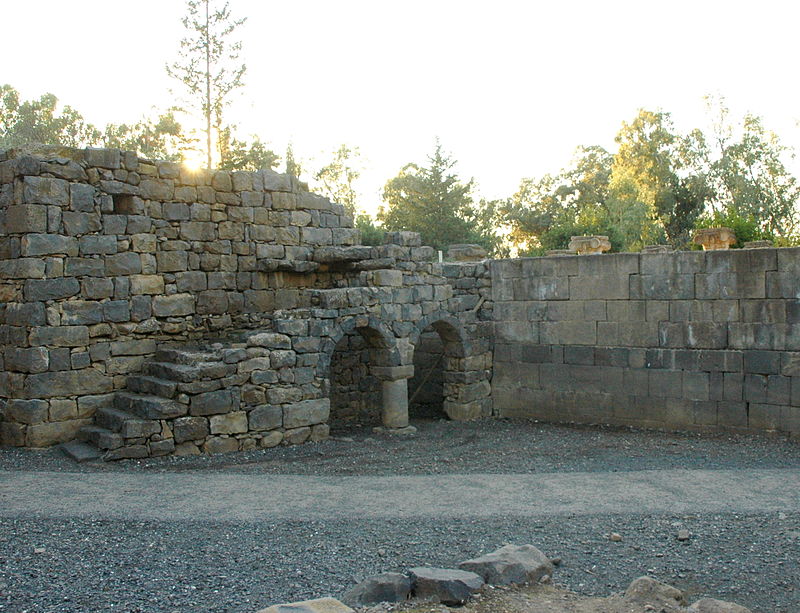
[3, 1, 799, 215]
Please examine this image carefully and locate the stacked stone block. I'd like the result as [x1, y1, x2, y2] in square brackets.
[0, 147, 494, 455]
[492, 249, 800, 435]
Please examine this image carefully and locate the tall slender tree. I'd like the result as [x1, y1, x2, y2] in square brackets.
[167, 0, 246, 169]
[314, 144, 362, 215]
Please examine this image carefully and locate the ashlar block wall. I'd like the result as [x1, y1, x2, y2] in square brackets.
[491, 249, 800, 436]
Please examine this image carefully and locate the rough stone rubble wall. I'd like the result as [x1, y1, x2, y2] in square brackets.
[492, 250, 800, 435]
[0, 146, 494, 452]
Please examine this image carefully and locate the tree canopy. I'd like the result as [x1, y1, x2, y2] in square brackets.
[504, 106, 799, 253]
[379, 141, 501, 253]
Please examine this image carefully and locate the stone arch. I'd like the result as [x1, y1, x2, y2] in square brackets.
[408, 312, 472, 358]
[407, 312, 483, 421]
[321, 315, 409, 429]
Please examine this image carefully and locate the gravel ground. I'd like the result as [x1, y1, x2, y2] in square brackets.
[1, 418, 798, 475]
[1, 419, 798, 613]
[1, 512, 797, 613]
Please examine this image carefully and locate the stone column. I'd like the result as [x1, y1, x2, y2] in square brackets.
[372, 365, 414, 430]
[381, 379, 409, 428]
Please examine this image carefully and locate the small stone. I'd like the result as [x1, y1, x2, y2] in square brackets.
[677, 529, 691, 541]
[688, 597, 753, 613]
[609, 532, 623, 542]
[341, 572, 411, 607]
[410, 567, 484, 606]
[624, 576, 686, 608]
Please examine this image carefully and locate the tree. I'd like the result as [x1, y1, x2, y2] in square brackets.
[216, 126, 279, 171]
[503, 146, 613, 250]
[609, 109, 711, 248]
[103, 111, 187, 161]
[379, 141, 492, 251]
[284, 142, 303, 178]
[0, 85, 99, 148]
[313, 144, 362, 215]
[706, 101, 800, 238]
[167, 0, 247, 169]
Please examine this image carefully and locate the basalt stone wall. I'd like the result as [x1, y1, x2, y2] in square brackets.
[492, 249, 800, 436]
[0, 145, 357, 446]
[329, 332, 380, 424]
[0, 146, 495, 451]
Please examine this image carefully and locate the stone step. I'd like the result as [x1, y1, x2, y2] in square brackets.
[77, 425, 124, 450]
[60, 440, 102, 463]
[95, 407, 161, 439]
[114, 392, 187, 420]
[126, 374, 178, 398]
[154, 348, 217, 365]
[143, 361, 235, 383]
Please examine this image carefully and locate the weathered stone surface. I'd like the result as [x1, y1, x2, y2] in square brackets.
[21, 234, 78, 257]
[459, 544, 553, 585]
[24, 369, 113, 399]
[23, 176, 69, 205]
[247, 332, 292, 349]
[172, 417, 209, 443]
[191, 390, 238, 416]
[27, 419, 91, 447]
[341, 572, 411, 607]
[409, 567, 484, 605]
[202, 436, 239, 454]
[624, 576, 686, 608]
[688, 598, 752, 613]
[256, 597, 354, 613]
[209, 411, 248, 434]
[4, 204, 47, 233]
[447, 244, 487, 261]
[283, 398, 330, 428]
[5, 348, 49, 374]
[24, 278, 80, 301]
[5, 399, 49, 424]
[249, 405, 282, 431]
[152, 294, 195, 317]
[693, 227, 736, 250]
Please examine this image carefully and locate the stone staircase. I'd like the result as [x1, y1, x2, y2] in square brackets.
[63, 346, 227, 462]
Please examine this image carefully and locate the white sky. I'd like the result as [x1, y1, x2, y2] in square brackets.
[3, 0, 799, 215]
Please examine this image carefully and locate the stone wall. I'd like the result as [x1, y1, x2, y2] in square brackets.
[0, 146, 494, 455]
[491, 249, 800, 435]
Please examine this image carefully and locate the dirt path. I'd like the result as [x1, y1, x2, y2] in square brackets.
[2, 467, 798, 520]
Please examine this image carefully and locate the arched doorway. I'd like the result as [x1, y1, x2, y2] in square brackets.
[408, 315, 478, 421]
[324, 317, 406, 430]
[409, 324, 446, 419]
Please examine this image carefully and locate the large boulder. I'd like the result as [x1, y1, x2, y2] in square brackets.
[689, 598, 752, 613]
[624, 576, 686, 609]
[340, 572, 411, 606]
[409, 567, 484, 605]
[458, 544, 554, 585]
[256, 597, 353, 613]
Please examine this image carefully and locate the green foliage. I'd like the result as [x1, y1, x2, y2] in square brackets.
[355, 213, 384, 246]
[379, 141, 497, 253]
[706, 97, 800, 238]
[609, 110, 711, 247]
[313, 145, 361, 215]
[0, 85, 100, 148]
[166, 0, 247, 168]
[216, 126, 279, 171]
[537, 214, 626, 254]
[284, 142, 303, 178]
[504, 146, 613, 246]
[693, 210, 772, 248]
[103, 112, 187, 162]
